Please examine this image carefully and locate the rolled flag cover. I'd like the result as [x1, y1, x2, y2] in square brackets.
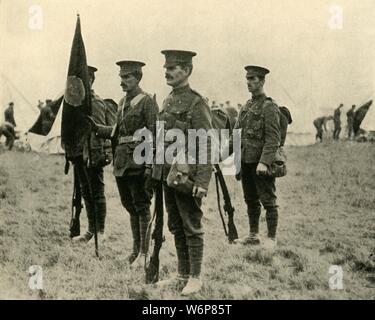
[61, 15, 92, 159]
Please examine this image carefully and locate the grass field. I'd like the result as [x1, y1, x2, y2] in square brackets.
[0, 140, 374, 300]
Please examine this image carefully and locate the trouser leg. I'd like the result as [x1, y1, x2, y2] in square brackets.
[241, 163, 261, 235]
[131, 175, 152, 255]
[164, 185, 190, 277]
[318, 128, 323, 142]
[253, 168, 278, 239]
[265, 207, 278, 239]
[129, 215, 140, 255]
[90, 166, 106, 233]
[75, 159, 96, 234]
[174, 190, 204, 278]
[117, 174, 152, 257]
[116, 176, 140, 258]
[4, 130, 14, 150]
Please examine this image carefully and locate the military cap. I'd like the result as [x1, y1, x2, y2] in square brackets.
[88, 65, 98, 74]
[245, 65, 270, 77]
[161, 50, 197, 68]
[116, 60, 145, 75]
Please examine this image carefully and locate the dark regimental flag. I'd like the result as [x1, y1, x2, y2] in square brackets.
[61, 14, 92, 159]
[353, 100, 372, 136]
[28, 96, 63, 136]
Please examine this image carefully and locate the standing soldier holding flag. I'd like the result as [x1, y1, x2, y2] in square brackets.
[72, 65, 115, 243]
[61, 15, 101, 256]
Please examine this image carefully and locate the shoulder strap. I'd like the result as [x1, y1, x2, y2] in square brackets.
[130, 93, 147, 108]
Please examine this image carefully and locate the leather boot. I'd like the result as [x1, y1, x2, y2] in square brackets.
[265, 207, 278, 239]
[139, 211, 151, 255]
[128, 215, 140, 264]
[96, 200, 107, 234]
[157, 275, 189, 289]
[248, 204, 261, 235]
[72, 231, 93, 243]
[176, 245, 190, 278]
[181, 277, 203, 296]
[188, 244, 203, 279]
[234, 233, 260, 245]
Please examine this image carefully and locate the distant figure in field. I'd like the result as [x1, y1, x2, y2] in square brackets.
[225, 100, 238, 129]
[237, 103, 242, 110]
[313, 116, 332, 142]
[333, 103, 344, 140]
[4, 102, 16, 128]
[0, 122, 16, 150]
[346, 105, 356, 139]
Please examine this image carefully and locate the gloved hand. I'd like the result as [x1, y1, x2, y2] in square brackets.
[192, 186, 207, 198]
[256, 163, 268, 176]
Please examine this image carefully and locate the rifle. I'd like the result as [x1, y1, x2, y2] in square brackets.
[69, 165, 82, 238]
[145, 181, 164, 284]
[213, 164, 238, 243]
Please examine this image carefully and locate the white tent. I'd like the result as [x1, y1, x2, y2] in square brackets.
[360, 54, 375, 133]
[0, 73, 39, 132]
[361, 105, 375, 132]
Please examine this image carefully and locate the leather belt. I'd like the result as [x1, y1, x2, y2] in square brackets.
[118, 136, 142, 145]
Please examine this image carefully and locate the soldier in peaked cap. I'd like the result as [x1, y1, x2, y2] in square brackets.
[153, 50, 213, 295]
[90, 60, 159, 265]
[72, 65, 116, 243]
[234, 65, 281, 250]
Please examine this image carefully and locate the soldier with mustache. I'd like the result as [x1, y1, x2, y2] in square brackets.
[90, 61, 159, 265]
[154, 50, 213, 295]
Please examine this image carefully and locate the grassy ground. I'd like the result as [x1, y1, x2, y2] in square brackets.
[0, 140, 374, 300]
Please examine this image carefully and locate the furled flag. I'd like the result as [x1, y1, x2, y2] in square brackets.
[61, 14, 92, 159]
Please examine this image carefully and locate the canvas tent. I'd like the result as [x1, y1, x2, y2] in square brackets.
[360, 101, 375, 133]
[0, 73, 39, 132]
[268, 81, 318, 146]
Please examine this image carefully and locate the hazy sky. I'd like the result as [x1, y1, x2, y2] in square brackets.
[1, 0, 375, 132]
